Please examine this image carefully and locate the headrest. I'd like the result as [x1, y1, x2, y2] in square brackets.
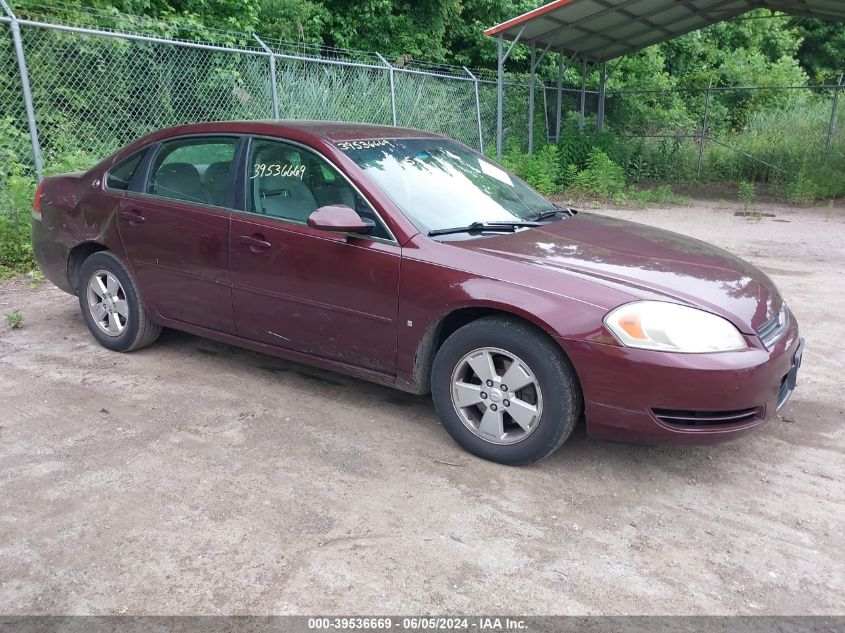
[204, 161, 230, 184]
[156, 162, 201, 183]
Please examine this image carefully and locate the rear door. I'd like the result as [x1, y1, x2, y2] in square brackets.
[229, 137, 400, 374]
[117, 135, 240, 334]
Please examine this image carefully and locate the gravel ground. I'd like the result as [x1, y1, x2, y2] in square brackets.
[0, 200, 843, 615]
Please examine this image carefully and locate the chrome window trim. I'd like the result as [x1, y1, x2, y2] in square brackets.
[121, 189, 235, 213]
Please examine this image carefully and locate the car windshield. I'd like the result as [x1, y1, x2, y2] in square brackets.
[335, 138, 556, 234]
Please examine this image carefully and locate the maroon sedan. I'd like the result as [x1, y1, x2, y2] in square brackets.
[32, 121, 802, 465]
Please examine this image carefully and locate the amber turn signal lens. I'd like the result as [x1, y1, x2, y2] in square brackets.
[618, 313, 647, 340]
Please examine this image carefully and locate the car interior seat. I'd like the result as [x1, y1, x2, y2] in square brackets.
[257, 176, 318, 222]
[203, 161, 231, 207]
[153, 162, 207, 204]
[253, 147, 318, 222]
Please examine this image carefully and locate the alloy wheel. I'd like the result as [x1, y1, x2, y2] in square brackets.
[86, 270, 128, 337]
[449, 347, 543, 445]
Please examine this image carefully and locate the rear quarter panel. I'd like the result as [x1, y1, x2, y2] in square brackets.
[33, 170, 127, 293]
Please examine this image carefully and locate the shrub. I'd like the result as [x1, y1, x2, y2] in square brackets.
[0, 167, 37, 273]
[738, 181, 756, 207]
[500, 142, 563, 195]
[568, 148, 626, 198]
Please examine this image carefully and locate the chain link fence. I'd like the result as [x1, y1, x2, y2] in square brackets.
[2, 6, 844, 197]
[0, 10, 553, 190]
[601, 84, 845, 184]
[0, 17, 30, 180]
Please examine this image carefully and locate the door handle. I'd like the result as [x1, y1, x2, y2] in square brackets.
[119, 209, 146, 225]
[237, 234, 272, 252]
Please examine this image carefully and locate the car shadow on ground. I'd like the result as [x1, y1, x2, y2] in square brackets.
[151, 327, 751, 474]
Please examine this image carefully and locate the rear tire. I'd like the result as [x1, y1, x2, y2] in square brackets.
[77, 251, 161, 352]
[431, 316, 582, 465]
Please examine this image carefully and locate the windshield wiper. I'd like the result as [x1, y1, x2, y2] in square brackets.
[427, 220, 541, 237]
[530, 205, 575, 221]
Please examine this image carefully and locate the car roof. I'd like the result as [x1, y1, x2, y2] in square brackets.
[149, 120, 445, 144]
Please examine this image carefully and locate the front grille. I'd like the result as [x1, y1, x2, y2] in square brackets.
[652, 407, 761, 427]
[757, 308, 788, 349]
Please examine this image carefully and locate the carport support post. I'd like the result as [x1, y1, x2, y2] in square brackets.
[464, 66, 484, 153]
[555, 53, 563, 142]
[697, 80, 713, 179]
[597, 62, 607, 132]
[528, 44, 536, 154]
[496, 34, 504, 160]
[825, 74, 843, 155]
[253, 35, 280, 120]
[376, 53, 397, 127]
[3, 0, 43, 181]
[579, 57, 587, 135]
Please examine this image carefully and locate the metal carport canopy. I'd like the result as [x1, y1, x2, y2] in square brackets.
[484, 0, 845, 63]
[485, 0, 845, 159]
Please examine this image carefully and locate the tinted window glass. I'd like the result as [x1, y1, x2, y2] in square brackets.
[148, 137, 236, 206]
[337, 138, 556, 234]
[106, 152, 144, 191]
[247, 139, 390, 240]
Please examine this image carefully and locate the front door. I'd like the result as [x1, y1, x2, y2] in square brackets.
[229, 137, 400, 374]
[118, 135, 239, 334]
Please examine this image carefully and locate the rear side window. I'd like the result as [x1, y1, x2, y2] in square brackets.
[147, 137, 237, 207]
[105, 152, 144, 191]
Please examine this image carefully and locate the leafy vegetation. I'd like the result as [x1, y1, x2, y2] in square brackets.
[738, 181, 757, 208]
[5, 310, 23, 329]
[0, 169, 36, 275]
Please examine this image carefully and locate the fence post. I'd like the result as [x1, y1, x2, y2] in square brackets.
[496, 35, 504, 159]
[597, 62, 607, 132]
[826, 73, 843, 155]
[253, 35, 280, 120]
[697, 80, 713, 179]
[375, 53, 397, 127]
[528, 45, 536, 154]
[2, 0, 44, 181]
[555, 54, 563, 142]
[579, 57, 587, 135]
[464, 67, 484, 154]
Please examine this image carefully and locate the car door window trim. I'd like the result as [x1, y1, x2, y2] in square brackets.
[121, 134, 244, 212]
[103, 149, 150, 194]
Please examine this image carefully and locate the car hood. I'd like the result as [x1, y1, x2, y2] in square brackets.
[453, 212, 782, 333]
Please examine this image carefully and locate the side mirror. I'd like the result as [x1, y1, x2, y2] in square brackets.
[307, 205, 371, 234]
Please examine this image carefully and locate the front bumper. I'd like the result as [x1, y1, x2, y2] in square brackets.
[560, 312, 802, 445]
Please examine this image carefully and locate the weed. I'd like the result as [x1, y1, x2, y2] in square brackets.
[738, 181, 757, 209]
[5, 310, 23, 329]
[27, 268, 44, 290]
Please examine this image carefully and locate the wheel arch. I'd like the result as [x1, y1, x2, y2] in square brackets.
[67, 242, 109, 293]
[406, 302, 570, 396]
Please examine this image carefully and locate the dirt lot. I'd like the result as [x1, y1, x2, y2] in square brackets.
[0, 200, 843, 615]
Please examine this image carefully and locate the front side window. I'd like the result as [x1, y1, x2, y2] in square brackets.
[105, 151, 144, 191]
[147, 137, 236, 206]
[247, 138, 390, 240]
[336, 138, 556, 234]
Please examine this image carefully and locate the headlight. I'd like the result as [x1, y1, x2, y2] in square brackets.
[604, 301, 747, 353]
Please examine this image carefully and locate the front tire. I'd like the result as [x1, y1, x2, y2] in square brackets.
[77, 251, 161, 352]
[431, 316, 582, 465]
